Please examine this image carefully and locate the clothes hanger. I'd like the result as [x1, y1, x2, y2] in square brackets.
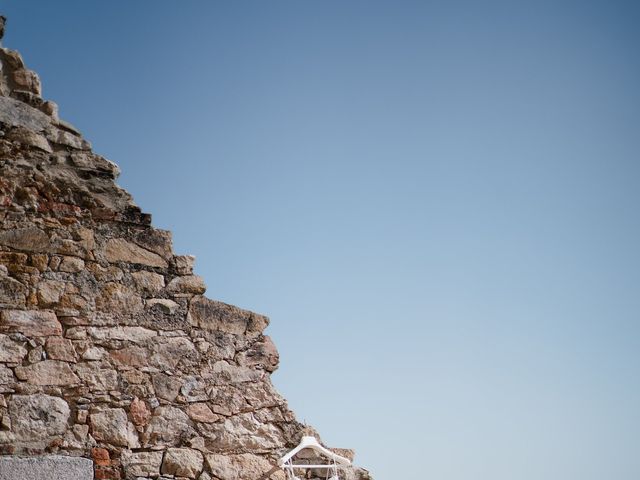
[279, 436, 351, 480]
[279, 436, 351, 468]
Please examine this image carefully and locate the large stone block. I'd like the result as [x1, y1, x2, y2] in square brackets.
[8, 394, 70, 444]
[0, 456, 93, 480]
[104, 238, 168, 268]
[0, 309, 62, 336]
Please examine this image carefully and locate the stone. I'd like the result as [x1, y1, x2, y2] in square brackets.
[0, 227, 50, 253]
[236, 335, 279, 372]
[161, 448, 204, 479]
[14, 360, 80, 385]
[121, 450, 163, 478]
[131, 270, 165, 294]
[36, 279, 66, 306]
[186, 403, 219, 423]
[0, 366, 14, 389]
[12, 68, 41, 95]
[0, 455, 94, 480]
[129, 397, 151, 426]
[6, 127, 51, 152]
[188, 296, 268, 335]
[74, 362, 118, 391]
[90, 408, 140, 448]
[151, 373, 182, 401]
[0, 95, 51, 131]
[9, 394, 70, 443]
[175, 255, 196, 275]
[50, 128, 90, 150]
[109, 345, 148, 369]
[45, 337, 76, 362]
[91, 447, 111, 466]
[150, 336, 199, 370]
[144, 406, 195, 447]
[104, 238, 168, 268]
[95, 282, 144, 314]
[0, 309, 62, 336]
[0, 333, 27, 362]
[87, 326, 157, 343]
[205, 453, 285, 480]
[58, 255, 85, 273]
[166, 275, 207, 295]
[0, 274, 27, 307]
[146, 298, 180, 314]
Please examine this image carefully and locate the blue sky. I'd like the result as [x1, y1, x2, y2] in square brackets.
[3, 1, 640, 478]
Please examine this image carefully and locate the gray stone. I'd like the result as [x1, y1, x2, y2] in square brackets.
[0, 456, 93, 480]
[104, 238, 168, 268]
[121, 450, 163, 478]
[90, 408, 140, 448]
[0, 95, 50, 131]
[0, 333, 27, 362]
[161, 448, 204, 478]
[9, 394, 70, 444]
[0, 274, 27, 307]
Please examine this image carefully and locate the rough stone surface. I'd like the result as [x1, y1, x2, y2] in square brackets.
[0, 20, 371, 480]
[0, 456, 93, 480]
[9, 394, 70, 444]
[162, 448, 204, 478]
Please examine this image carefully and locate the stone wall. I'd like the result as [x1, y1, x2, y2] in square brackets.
[0, 17, 371, 480]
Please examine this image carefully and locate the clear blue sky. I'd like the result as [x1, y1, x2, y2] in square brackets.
[3, 1, 640, 478]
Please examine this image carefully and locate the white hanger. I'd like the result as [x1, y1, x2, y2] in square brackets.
[279, 435, 352, 468]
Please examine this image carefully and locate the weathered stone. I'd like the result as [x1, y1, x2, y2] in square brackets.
[199, 413, 285, 451]
[74, 362, 118, 391]
[0, 366, 14, 390]
[0, 309, 62, 336]
[144, 406, 196, 447]
[129, 397, 151, 426]
[236, 335, 279, 372]
[104, 238, 168, 268]
[152, 373, 182, 401]
[0, 455, 94, 480]
[166, 275, 207, 295]
[186, 403, 219, 423]
[91, 447, 110, 466]
[45, 336, 76, 362]
[49, 128, 90, 150]
[12, 68, 41, 95]
[9, 394, 70, 443]
[146, 298, 179, 314]
[0, 95, 51, 131]
[121, 450, 163, 478]
[205, 453, 285, 480]
[131, 270, 165, 294]
[0, 274, 27, 307]
[162, 448, 204, 479]
[6, 126, 51, 152]
[15, 360, 80, 385]
[69, 152, 120, 178]
[188, 296, 268, 335]
[36, 279, 66, 306]
[90, 408, 140, 448]
[150, 336, 199, 370]
[175, 255, 196, 275]
[87, 326, 157, 343]
[0, 227, 50, 252]
[110, 345, 148, 369]
[0, 333, 27, 362]
[58, 255, 85, 273]
[95, 282, 144, 314]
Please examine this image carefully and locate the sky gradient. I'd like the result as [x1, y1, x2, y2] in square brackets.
[2, 1, 639, 478]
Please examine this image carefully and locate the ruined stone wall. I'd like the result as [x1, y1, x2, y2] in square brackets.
[0, 19, 371, 480]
